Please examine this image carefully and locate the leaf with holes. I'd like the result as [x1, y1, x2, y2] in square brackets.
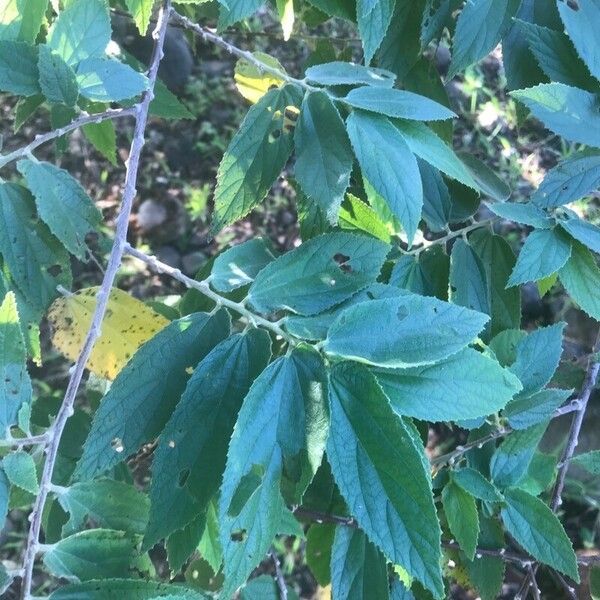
[145, 330, 271, 548]
[75, 310, 230, 479]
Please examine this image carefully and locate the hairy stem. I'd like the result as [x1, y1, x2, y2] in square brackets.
[123, 243, 295, 345]
[0, 108, 136, 170]
[18, 4, 172, 598]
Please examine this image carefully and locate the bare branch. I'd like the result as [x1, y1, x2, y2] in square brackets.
[123, 243, 295, 344]
[270, 550, 288, 600]
[18, 3, 172, 598]
[0, 433, 49, 448]
[0, 107, 136, 170]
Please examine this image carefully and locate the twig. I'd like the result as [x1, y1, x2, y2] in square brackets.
[528, 564, 542, 600]
[0, 433, 49, 448]
[270, 550, 288, 600]
[170, 11, 314, 91]
[430, 398, 582, 468]
[406, 217, 498, 257]
[18, 4, 172, 599]
[516, 328, 600, 598]
[123, 243, 296, 345]
[293, 506, 356, 527]
[0, 108, 136, 169]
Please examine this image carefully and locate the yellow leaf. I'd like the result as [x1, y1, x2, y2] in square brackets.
[47, 287, 169, 380]
[234, 52, 287, 104]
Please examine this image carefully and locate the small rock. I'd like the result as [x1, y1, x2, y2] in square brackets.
[137, 199, 167, 232]
[182, 251, 206, 275]
[156, 246, 182, 269]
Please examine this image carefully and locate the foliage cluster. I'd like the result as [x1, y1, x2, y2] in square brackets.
[1, 0, 600, 599]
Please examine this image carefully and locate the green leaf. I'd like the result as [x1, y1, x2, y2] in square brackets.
[0, 468, 9, 532]
[421, 0, 459, 48]
[76, 58, 148, 102]
[448, 0, 522, 78]
[2, 450, 38, 494]
[501, 488, 579, 580]
[17, 159, 102, 260]
[390, 246, 450, 300]
[393, 120, 478, 191]
[304, 0, 356, 19]
[559, 240, 600, 319]
[515, 20, 597, 89]
[166, 515, 206, 574]
[212, 85, 302, 233]
[330, 526, 390, 600]
[83, 119, 117, 165]
[0, 183, 71, 313]
[219, 346, 328, 597]
[14, 94, 44, 131]
[343, 87, 455, 121]
[38, 44, 79, 106]
[463, 516, 505, 600]
[504, 388, 573, 430]
[53, 479, 146, 538]
[197, 500, 222, 574]
[450, 238, 489, 314]
[239, 574, 299, 600]
[452, 468, 504, 503]
[557, 0, 600, 82]
[295, 91, 353, 222]
[508, 227, 572, 287]
[458, 153, 511, 201]
[571, 450, 600, 475]
[145, 330, 271, 548]
[125, 0, 155, 34]
[559, 213, 600, 254]
[486, 201, 554, 228]
[490, 423, 547, 488]
[419, 160, 451, 232]
[470, 229, 521, 338]
[442, 481, 479, 560]
[327, 363, 443, 597]
[324, 295, 489, 368]
[511, 83, 600, 148]
[283, 283, 406, 341]
[373, 348, 521, 421]
[508, 322, 566, 398]
[47, 0, 111, 66]
[48, 580, 209, 600]
[0, 40, 39, 95]
[0, 0, 48, 43]
[339, 194, 392, 242]
[532, 150, 600, 208]
[356, 0, 395, 64]
[75, 311, 230, 479]
[43, 529, 150, 581]
[211, 238, 275, 292]
[218, 0, 264, 28]
[304, 61, 396, 87]
[306, 523, 335, 586]
[0, 292, 32, 432]
[377, 1, 425, 80]
[346, 111, 423, 243]
[248, 232, 389, 315]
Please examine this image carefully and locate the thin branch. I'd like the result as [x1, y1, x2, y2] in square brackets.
[0, 433, 49, 448]
[0, 107, 136, 169]
[430, 398, 582, 468]
[516, 329, 600, 599]
[551, 329, 600, 511]
[293, 506, 356, 527]
[18, 3, 172, 599]
[170, 11, 317, 92]
[270, 550, 288, 600]
[528, 564, 541, 600]
[123, 243, 296, 345]
[406, 217, 497, 257]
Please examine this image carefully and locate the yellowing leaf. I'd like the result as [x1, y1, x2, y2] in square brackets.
[537, 272, 558, 297]
[277, 0, 294, 41]
[47, 287, 169, 379]
[234, 52, 287, 104]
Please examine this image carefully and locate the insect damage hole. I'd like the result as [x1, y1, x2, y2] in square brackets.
[333, 253, 352, 273]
